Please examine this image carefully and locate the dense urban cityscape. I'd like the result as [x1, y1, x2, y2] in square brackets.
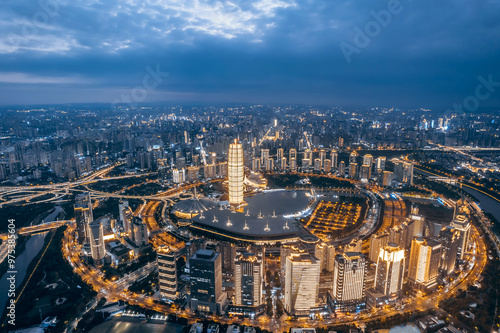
[2, 0, 500, 332]
[0, 105, 499, 333]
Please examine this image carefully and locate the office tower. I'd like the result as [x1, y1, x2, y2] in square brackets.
[280, 243, 308, 278]
[360, 164, 371, 180]
[349, 163, 358, 179]
[326, 244, 336, 272]
[261, 149, 270, 164]
[217, 241, 236, 272]
[403, 162, 414, 185]
[173, 168, 186, 183]
[332, 252, 366, 310]
[89, 220, 106, 263]
[119, 200, 133, 233]
[408, 238, 442, 290]
[390, 222, 410, 249]
[234, 251, 264, 307]
[319, 150, 326, 167]
[289, 148, 297, 161]
[375, 157, 386, 172]
[394, 162, 404, 182]
[407, 208, 425, 241]
[314, 158, 322, 171]
[157, 245, 178, 301]
[381, 171, 393, 186]
[369, 233, 389, 262]
[289, 158, 297, 171]
[349, 151, 358, 164]
[315, 243, 327, 271]
[266, 158, 274, 171]
[331, 150, 338, 169]
[439, 226, 460, 275]
[284, 253, 320, 315]
[302, 158, 311, 170]
[190, 249, 225, 314]
[281, 157, 287, 170]
[210, 152, 217, 165]
[126, 153, 134, 168]
[186, 238, 206, 268]
[304, 149, 313, 164]
[277, 148, 284, 161]
[374, 244, 405, 297]
[363, 154, 373, 168]
[338, 161, 346, 177]
[450, 215, 470, 260]
[187, 166, 199, 182]
[228, 139, 244, 206]
[131, 216, 149, 247]
[74, 194, 91, 244]
[324, 159, 331, 173]
[252, 157, 261, 172]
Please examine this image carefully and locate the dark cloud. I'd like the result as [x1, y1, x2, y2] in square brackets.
[0, 0, 499, 108]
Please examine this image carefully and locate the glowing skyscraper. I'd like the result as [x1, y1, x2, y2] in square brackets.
[228, 139, 244, 206]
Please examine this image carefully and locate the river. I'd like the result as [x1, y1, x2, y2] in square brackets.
[0, 232, 48, 315]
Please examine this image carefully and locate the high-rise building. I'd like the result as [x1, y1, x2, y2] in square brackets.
[280, 157, 287, 170]
[408, 238, 442, 290]
[319, 150, 326, 167]
[323, 159, 331, 173]
[284, 253, 320, 315]
[375, 157, 386, 172]
[349, 163, 358, 179]
[330, 150, 338, 169]
[403, 162, 414, 185]
[360, 164, 371, 180]
[349, 151, 358, 164]
[439, 226, 460, 275]
[74, 194, 91, 244]
[261, 149, 270, 165]
[190, 249, 226, 314]
[252, 157, 261, 172]
[289, 148, 297, 161]
[363, 154, 373, 168]
[289, 158, 297, 171]
[131, 216, 149, 247]
[234, 250, 264, 309]
[173, 168, 186, 183]
[338, 161, 346, 177]
[381, 171, 393, 186]
[277, 148, 284, 161]
[157, 245, 178, 301]
[369, 233, 389, 262]
[450, 215, 470, 260]
[374, 244, 405, 297]
[332, 252, 366, 311]
[89, 220, 106, 264]
[228, 139, 244, 206]
[314, 158, 322, 171]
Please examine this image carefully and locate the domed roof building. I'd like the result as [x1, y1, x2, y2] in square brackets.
[172, 195, 217, 219]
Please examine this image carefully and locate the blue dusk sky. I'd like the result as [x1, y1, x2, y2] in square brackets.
[0, 0, 499, 109]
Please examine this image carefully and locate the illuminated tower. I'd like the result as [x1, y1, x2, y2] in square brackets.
[332, 252, 366, 311]
[89, 220, 106, 264]
[157, 245, 178, 301]
[374, 243, 405, 297]
[408, 237, 442, 290]
[228, 139, 244, 206]
[284, 253, 320, 315]
[234, 250, 264, 308]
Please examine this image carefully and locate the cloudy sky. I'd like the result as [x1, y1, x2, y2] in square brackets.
[1, 0, 499, 109]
